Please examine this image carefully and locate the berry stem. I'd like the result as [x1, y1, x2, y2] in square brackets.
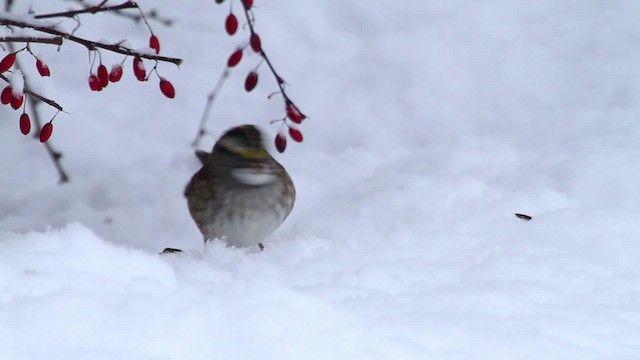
[239, 4, 306, 119]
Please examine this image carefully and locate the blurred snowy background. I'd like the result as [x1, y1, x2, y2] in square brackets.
[1, 0, 640, 359]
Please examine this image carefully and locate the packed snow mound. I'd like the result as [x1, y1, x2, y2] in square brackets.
[0, 225, 417, 360]
[2, 207, 639, 359]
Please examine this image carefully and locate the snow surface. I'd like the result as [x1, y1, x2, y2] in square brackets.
[2, 0, 640, 359]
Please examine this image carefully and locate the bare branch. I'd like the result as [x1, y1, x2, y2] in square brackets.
[240, 5, 306, 118]
[69, 0, 174, 26]
[137, 9, 173, 27]
[0, 73, 65, 112]
[0, 16, 183, 65]
[0, 35, 63, 45]
[33, 1, 138, 19]
[23, 87, 65, 112]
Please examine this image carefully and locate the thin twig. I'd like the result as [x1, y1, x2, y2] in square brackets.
[190, 1, 306, 151]
[28, 98, 69, 184]
[0, 73, 65, 112]
[70, 0, 174, 26]
[33, 1, 138, 19]
[240, 4, 306, 118]
[0, 16, 183, 65]
[0, 36, 63, 45]
[192, 68, 230, 148]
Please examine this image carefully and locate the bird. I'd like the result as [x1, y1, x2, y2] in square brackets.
[182, 124, 296, 251]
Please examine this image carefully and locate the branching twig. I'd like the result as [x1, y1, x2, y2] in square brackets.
[193, 1, 307, 150]
[69, 0, 174, 26]
[240, 4, 306, 118]
[27, 97, 69, 184]
[34, 1, 130, 19]
[2, 0, 177, 184]
[33, 1, 138, 19]
[192, 68, 230, 148]
[0, 36, 63, 45]
[5, 42, 69, 184]
[0, 16, 183, 65]
[0, 73, 65, 112]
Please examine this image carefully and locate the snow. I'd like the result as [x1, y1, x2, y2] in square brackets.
[1, 0, 640, 359]
[0, 10, 63, 30]
[8, 68, 23, 95]
[0, 26, 59, 39]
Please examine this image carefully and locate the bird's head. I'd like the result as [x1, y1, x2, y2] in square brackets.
[211, 124, 279, 186]
[214, 124, 270, 160]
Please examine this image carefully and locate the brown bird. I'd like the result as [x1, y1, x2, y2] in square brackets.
[183, 125, 296, 251]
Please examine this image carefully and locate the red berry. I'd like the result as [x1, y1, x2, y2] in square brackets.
[1, 86, 11, 105]
[88, 74, 102, 91]
[286, 104, 304, 124]
[149, 35, 160, 54]
[39, 122, 53, 142]
[19, 113, 31, 135]
[243, 0, 254, 9]
[109, 65, 123, 82]
[288, 127, 303, 142]
[133, 56, 146, 81]
[225, 13, 238, 35]
[35, 59, 50, 77]
[244, 71, 258, 92]
[97, 65, 109, 88]
[227, 49, 243, 67]
[0, 53, 16, 72]
[10, 93, 23, 110]
[275, 133, 287, 153]
[159, 78, 175, 98]
[250, 33, 262, 53]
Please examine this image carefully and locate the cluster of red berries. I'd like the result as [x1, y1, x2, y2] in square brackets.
[274, 103, 304, 152]
[223, 2, 261, 92]
[1, 51, 54, 142]
[218, 0, 306, 153]
[2, 34, 176, 142]
[87, 34, 175, 99]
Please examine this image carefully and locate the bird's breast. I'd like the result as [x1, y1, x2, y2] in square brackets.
[204, 184, 293, 247]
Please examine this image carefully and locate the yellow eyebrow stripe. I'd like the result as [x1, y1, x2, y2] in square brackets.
[236, 148, 268, 158]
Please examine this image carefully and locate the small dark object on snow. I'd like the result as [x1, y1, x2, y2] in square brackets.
[161, 247, 183, 254]
[515, 213, 532, 221]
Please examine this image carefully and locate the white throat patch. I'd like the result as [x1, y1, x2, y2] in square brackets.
[231, 168, 278, 186]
